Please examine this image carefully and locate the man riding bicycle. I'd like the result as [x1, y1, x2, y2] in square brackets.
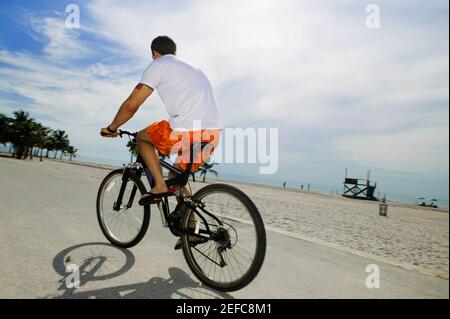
[100, 36, 223, 249]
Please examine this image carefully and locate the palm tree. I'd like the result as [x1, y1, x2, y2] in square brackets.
[52, 130, 69, 159]
[0, 113, 11, 144]
[35, 125, 52, 161]
[1, 110, 77, 162]
[9, 110, 35, 159]
[197, 161, 219, 182]
[60, 140, 70, 159]
[67, 146, 78, 161]
[126, 140, 138, 156]
[45, 133, 57, 158]
[27, 121, 45, 160]
[0, 113, 14, 153]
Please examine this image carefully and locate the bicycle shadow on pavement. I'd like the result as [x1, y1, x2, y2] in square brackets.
[47, 242, 233, 299]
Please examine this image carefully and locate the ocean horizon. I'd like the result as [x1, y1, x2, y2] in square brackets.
[61, 152, 450, 210]
[1, 145, 448, 209]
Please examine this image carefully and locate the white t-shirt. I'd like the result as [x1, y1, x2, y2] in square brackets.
[140, 55, 223, 132]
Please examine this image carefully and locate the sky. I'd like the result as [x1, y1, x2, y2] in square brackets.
[0, 0, 448, 200]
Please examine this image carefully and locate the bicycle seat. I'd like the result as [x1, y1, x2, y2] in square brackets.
[164, 142, 213, 187]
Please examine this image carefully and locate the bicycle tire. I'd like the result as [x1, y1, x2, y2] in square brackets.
[181, 183, 266, 291]
[96, 169, 150, 248]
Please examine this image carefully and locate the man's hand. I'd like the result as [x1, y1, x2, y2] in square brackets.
[100, 127, 119, 138]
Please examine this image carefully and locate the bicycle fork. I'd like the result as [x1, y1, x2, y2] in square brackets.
[113, 166, 142, 211]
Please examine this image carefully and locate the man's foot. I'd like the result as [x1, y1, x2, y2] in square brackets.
[138, 185, 171, 206]
[174, 219, 201, 250]
[174, 236, 209, 250]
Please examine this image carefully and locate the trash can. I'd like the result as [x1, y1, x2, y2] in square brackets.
[379, 197, 388, 217]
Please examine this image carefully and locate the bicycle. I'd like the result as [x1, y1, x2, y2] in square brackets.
[96, 130, 266, 291]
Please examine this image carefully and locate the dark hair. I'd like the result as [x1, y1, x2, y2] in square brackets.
[151, 36, 177, 55]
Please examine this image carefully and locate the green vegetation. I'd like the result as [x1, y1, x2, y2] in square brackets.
[196, 160, 219, 182]
[0, 110, 77, 161]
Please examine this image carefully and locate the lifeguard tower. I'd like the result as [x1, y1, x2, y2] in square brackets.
[342, 168, 377, 201]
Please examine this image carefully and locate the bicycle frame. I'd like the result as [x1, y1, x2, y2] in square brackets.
[112, 133, 222, 241]
[98, 130, 267, 287]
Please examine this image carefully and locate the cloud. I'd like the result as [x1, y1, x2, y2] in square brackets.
[0, 0, 448, 195]
[39, 17, 91, 62]
[333, 126, 449, 174]
[17, 8, 93, 63]
[87, 0, 448, 127]
[0, 49, 167, 158]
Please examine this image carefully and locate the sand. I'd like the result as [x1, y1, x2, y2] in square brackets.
[3, 155, 448, 274]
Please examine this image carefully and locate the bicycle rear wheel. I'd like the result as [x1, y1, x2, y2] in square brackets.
[181, 184, 266, 291]
[96, 169, 150, 248]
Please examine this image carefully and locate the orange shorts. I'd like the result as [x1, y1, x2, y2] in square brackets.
[146, 120, 221, 172]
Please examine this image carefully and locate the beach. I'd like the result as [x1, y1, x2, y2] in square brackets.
[2, 154, 448, 274]
[0, 154, 448, 298]
[215, 181, 449, 274]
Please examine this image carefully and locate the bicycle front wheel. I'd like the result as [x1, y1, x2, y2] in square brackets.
[181, 183, 266, 291]
[96, 169, 150, 248]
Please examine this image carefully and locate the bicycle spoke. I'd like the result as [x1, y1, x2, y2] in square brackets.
[229, 245, 254, 265]
[222, 252, 235, 282]
[228, 248, 248, 275]
[183, 184, 265, 290]
[192, 245, 222, 268]
[99, 173, 146, 244]
[198, 241, 215, 270]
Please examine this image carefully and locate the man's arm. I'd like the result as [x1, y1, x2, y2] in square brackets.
[100, 84, 153, 137]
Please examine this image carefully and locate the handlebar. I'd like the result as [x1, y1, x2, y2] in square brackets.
[118, 130, 138, 138]
[100, 129, 137, 138]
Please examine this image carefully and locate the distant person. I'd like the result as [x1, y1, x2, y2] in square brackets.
[300, 185, 304, 190]
[100, 36, 223, 249]
[283, 182, 286, 188]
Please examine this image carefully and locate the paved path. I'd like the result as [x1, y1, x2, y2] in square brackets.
[0, 157, 447, 298]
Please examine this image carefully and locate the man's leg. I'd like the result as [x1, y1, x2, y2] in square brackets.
[169, 163, 195, 225]
[137, 130, 168, 196]
[170, 164, 201, 249]
[169, 163, 191, 197]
